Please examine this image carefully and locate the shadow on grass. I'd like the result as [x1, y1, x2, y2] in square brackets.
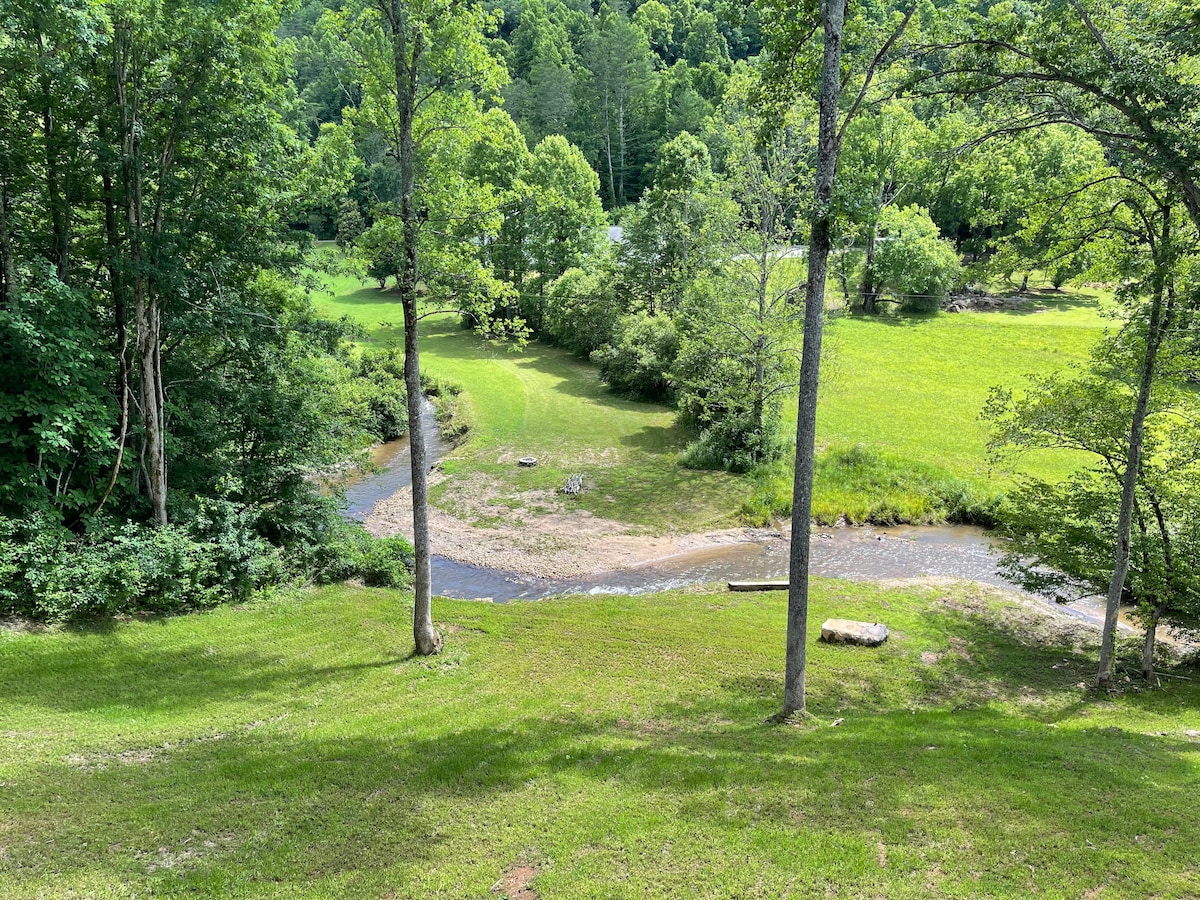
[7, 682, 1198, 895]
[986, 293, 1099, 317]
[0, 639, 410, 714]
[6, 592, 1200, 894]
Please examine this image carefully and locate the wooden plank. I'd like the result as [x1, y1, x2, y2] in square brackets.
[727, 580, 790, 592]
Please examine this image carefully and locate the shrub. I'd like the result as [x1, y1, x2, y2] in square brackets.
[543, 267, 621, 357]
[736, 446, 1002, 527]
[591, 312, 679, 400]
[871, 205, 962, 312]
[0, 500, 414, 623]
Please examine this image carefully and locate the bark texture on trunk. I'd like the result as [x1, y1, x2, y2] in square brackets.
[114, 24, 168, 526]
[784, 0, 846, 717]
[1097, 251, 1169, 690]
[1140, 604, 1163, 682]
[383, 0, 442, 656]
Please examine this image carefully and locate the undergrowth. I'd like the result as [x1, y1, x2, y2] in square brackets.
[742, 444, 1002, 527]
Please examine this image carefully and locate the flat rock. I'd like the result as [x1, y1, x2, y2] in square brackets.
[820, 618, 889, 647]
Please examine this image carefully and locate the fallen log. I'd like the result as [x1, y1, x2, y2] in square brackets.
[728, 580, 790, 592]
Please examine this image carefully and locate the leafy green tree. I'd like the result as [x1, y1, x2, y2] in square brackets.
[986, 363, 1200, 681]
[682, 10, 730, 69]
[580, 1, 655, 206]
[618, 131, 730, 315]
[592, 310, 679, 400]
[761, 0, 919, 716]
[631, 0, 673, 59]
[542, 261, 621, 357]
[336, 198, 367, 249]
[523, 136, 607, 290]
[836, 101, 924, 310]
[351, 0, 512, 654]
[929, 0, 1200, 232]
[927, 0, 1200, 689]
[868, 205, 961, 311]
[673, 93, 807, 470]
[503, 0, 580, 144]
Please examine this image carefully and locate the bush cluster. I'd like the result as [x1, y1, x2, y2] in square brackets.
[0, 504, 414, 623]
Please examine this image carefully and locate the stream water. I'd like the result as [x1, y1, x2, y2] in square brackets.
[339, 405, 1122, 629]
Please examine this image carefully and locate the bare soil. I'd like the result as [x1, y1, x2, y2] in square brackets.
[364, 472, 780, 579]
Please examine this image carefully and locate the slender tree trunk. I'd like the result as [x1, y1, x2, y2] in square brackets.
[114, 24, 167, 527]
[617, 94, 626, 205]
[0, 179, 16, 309]
[784, 0, 846, 717]
[860, 221, 878, 313]
[1097, 261, 1169, 690]
[137, 289, 167, 525]
[1140, 603, 1164, 682]
[384, 0, 442, 656]
[1139, 479, 1177, 682]
[603, 94, 616, 206]
[96, 134, 130, 516]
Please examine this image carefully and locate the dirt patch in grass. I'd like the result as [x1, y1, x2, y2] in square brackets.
[493, 862, 540, 898]
[366, 472, 780, 579]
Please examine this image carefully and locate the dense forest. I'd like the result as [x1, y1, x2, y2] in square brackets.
[2, 0, 1197, 654]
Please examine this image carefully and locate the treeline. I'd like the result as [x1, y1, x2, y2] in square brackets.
[286, 0, 759, 210]
[0, 0, 416, 619]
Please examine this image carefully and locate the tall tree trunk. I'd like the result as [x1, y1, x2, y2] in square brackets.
[96, 128, 130, 517]
[1140, 603, 1164, 682]
[383, 0, 442, 656]
[617, 94, 626, 205]
[784, 0, 846, 717]
[137, 290, 167, 526]
[603, 93, 616, 206]
[1096, 239, 1170, 690]
[1139, 472, 1177, 682]
[114, 23, 168, 526]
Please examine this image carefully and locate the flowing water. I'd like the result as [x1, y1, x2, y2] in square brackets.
[339, 407, 1128, 631]
[342, 397, 445, 521]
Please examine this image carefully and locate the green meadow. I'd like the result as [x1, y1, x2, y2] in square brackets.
[314, 275, 1106, 527]
[818, 291, 1107, 482]
[2, 584, 1197, 898]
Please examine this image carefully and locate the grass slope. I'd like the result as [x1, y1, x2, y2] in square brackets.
[817, 292, 1107, 483]
[2, 586, 1197, 898]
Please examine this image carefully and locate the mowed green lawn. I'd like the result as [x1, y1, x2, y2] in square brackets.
[2, 585, 1197, 898]
[816, 292, 1107, 483]
[314, 275, 1106, 526]
[316, 275, 751, 529]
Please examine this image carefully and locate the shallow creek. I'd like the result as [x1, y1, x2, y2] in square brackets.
[340, 407, 1119, 629]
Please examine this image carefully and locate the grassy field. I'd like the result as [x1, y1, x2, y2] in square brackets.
[2, 584, 1197, 898]
[314, 274, 1106, 527]
[817, 290, 1107, 483]
[316, 274, 752, 530]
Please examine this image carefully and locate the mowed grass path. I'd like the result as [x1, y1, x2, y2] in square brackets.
[316, 275, 750, 529]
[2, 586, 1198, 898]
[316, 275, 1106, 524]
